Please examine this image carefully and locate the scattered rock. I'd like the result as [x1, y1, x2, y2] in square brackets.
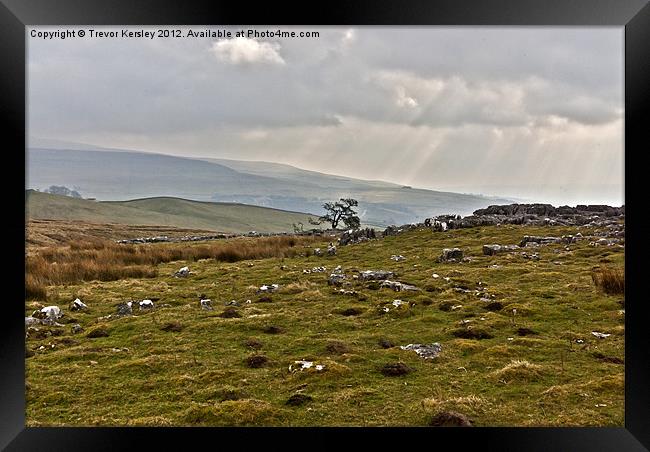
[429, 411, 472, 427]
[314, 248, 323, 257]
[521, 252, 540, 260]
[36, 306, 63, 324]
[391, 255, 406, 261]
[305, 266, 327, 274]
[219, 307, 242, 318]
[285, 394, 313, 406]
[116, 301, 133, 316]
[438, 248, 463, 263]
[246, 355, 269, 368]
[71, 324, 83, 334]
[70, 298, 88, 311]
[139, 300, 154, 310]
[327, 243, 337, 256]
[483, 244, 502, 255]
[225, 300, 240, 307]
[174, 266, 190, 277]
[339, 228, 376, 245]
[289, 360, 325, 372]
[328, 273, 347, 286]
[258, 284, 279, 293]
[381, 280, 419, 292]
[400, 343, 442, 360]
[520, 236, 562, 247]
[25, 316, 41, 327]
[380, 362, 414, 376]
[200, 299, 213, 310]
[591, 331, 611, 339]
[360, 270, 394, 281]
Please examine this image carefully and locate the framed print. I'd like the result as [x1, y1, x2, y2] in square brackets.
[2, 0, 649, 449]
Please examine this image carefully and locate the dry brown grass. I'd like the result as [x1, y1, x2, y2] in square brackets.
[592, 267, 624, 295]
[492, 359, 545, 382]
[26, 235, 318, 293]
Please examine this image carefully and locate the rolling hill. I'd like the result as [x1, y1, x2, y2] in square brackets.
[25, 191, 319, 234]
[27, 147, 513, 226]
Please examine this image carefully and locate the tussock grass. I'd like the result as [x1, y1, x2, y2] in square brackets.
[592, 267, 624, 295]
[182, 399, 280, 426]
[27, 235, 318, 287]
[492, 359, 545, 382]
[422, 395, 487, 413]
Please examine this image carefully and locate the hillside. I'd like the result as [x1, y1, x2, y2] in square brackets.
[25, 190, 318, 234]
[27, 147, 513, 226]
[25, 219, 624, 426]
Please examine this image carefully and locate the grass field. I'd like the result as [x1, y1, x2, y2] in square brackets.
[25, 222, 624, 426]
[26, 190, 319, 233]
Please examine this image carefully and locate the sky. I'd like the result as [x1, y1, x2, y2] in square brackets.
[27, 26, 624, 206]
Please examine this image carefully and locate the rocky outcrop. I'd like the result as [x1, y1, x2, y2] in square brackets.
[339, 228, 376, 245]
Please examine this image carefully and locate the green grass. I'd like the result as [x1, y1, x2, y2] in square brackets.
[26, 190, 319, 233]
[25, 222, 624, 426]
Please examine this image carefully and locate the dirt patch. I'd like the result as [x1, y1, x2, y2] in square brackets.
[86, 327, 110, 338]
[263, 325, 284, 335]
[439, 301, 454, 312]
[245, 355, 269, 368]
[325, 341, 351, 354]
[592, 352, 624, 364]
[161, 321, 183, 332]
[244, 338, 263, 350]
[451, 328, 493, 340]
[217, 388, 247, 402]
[285, 394, 314, 406]
[340, 307, 364, 316]
[429, 411, 473, 427]
[380, 362, 414, 377]
[257, 296, 273, 303]
[55, 337, 78, 346]
[378, 338, 395, 349]
[516, 327, 537, 336]
[484, 301, 503, 311]
[219, 307, 242, 319]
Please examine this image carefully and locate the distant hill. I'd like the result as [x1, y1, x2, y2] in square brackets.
[27, 147, 514, 226]
[25, 190, 319, 233]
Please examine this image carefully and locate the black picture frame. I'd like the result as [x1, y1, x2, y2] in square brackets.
[2, 0, 649, 449]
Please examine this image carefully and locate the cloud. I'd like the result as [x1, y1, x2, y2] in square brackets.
[395, 86, 419, 108]
[211, 37, 285, 65]
[342, 29, 356, 46]
[26, 27, 623, 204]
